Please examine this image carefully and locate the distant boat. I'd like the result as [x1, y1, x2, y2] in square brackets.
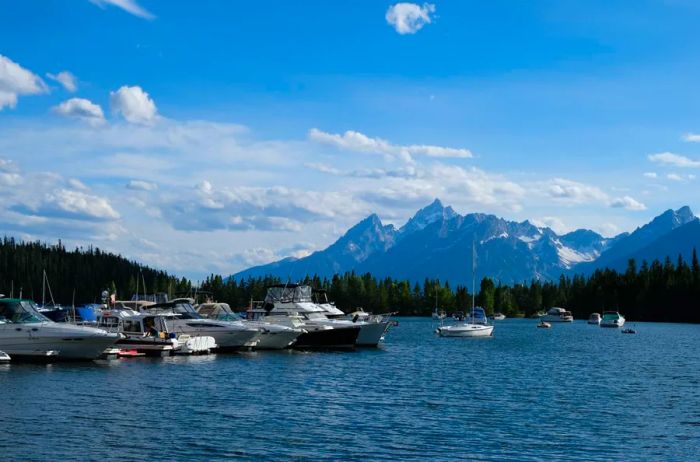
[541, 307, 574, 323]
[600, 311, 625, 328]
[530, 311, 546, 319]
[491, 313, 506, 321]
[588, 313, 602, 325]
[436, 241, 494, 338]
[621, 327, 636, 334]
[0, 350, 10, 362]
[431, 292, 446, 320]
[537, 320, 551, 329]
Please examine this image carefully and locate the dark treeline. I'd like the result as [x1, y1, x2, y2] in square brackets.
[207, 251, 700, 323]
[1, 237, 698, 323]
[0, 237, 191, 304]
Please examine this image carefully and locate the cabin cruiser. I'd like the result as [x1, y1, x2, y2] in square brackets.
[437, 307, 494, 337]
[251, 285, 361, 349]
[140, 301, 261, 351]
[0, 298, 119, 360]
[541, 307, 574, 323]
[97, 309, 216, 355]
[312, 289, 393, 346]
[491, 313, 506, 321]
[588, 313, 602, 325]
[600, 311, 626, 328]
[196, 302, 303, 350]
[0, 351, 10, 362]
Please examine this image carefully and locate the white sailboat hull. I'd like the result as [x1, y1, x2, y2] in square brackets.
[437, 323, 494, 337]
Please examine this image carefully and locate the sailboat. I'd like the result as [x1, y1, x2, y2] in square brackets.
[436, 242, 494, 338]
[431, 292, 446, 320]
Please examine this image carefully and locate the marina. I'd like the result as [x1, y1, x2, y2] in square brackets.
[0, 318, 697, 461]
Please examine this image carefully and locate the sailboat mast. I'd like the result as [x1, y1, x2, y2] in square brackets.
[471, 241, 476, 317]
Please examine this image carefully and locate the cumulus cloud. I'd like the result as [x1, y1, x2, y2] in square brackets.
[308, 128, 472, 162]
[46, 71, 77, 92]
[52, 98, 105, 126]
[386, 3, 436, 35]
[0, 54, 48, 110]
[89, 0, 155, 20]
[110, 85, 158, 124]
[36, 189, 120, 221]
[546, 178, 608, 204]
[127, 179, 158, 191]
[531, 216, 568, 234]
[610, 196, 646, 211]
[648, 151, 700, 168]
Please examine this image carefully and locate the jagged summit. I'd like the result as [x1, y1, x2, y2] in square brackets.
[232, 203, 699, 287]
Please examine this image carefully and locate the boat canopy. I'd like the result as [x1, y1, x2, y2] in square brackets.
[0, 299, 51, 324]
[265, 285, 313, 303]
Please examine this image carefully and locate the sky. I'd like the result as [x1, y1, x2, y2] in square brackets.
[2, 0, 700, 280]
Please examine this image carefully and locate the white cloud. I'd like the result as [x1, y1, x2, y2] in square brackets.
[531, 216, 568, 234]
[0, 54, 48, 110]
[610, 196, 646, 211]
[52, 98, 105, 126]
[682, 133, 700, 142]
[46, 71, 77, 92]
[110, 85, 157, 124]
[89, 0, 155, 20]
[308, 128, 472, 161]
[127, 179, 158, 191]
[643, 172, 657, 178]
[666, 173, 695, 182]
[648, 151, 700, 168]
[68, 178, 88, 190]
[385, 3, 436, 35]
[40, 189, 120, 220]
[546, 178, 608, 204]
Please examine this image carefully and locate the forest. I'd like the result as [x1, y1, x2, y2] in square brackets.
[1, 237, 698, 323]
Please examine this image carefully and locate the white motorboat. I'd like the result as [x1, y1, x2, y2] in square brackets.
[0, 350, 10, 362]
[251, 285, 361, 349]
[541, 307, 574, 323]
[0, 298, 119, 360]
[588, 313, 602, 325]
[437, 242, 494, 338]
[537, 320, 551, 329]
[600, 311, 626, 328]
[197, 302, 303, 350]
[491, 313, 506, 321]
[142, 301, 261, 351]
[312, 289, 393, 346]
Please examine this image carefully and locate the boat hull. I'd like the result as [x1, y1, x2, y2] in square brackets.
[541, 316, 574, 323]
[0, 323, 118, 360]
[294, 326, 360, 350]
[356, 321, 390, 347]
[600, 320, 625, 328]
[437, 324, 494, 337]
[254, 330, 303, 350]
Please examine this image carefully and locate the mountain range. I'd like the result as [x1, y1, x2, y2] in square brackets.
[233, 200, 700, 289]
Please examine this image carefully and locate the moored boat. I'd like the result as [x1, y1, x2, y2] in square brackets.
[0, 298, 119, 360]
[600, 311, 625, 328]
[541, 307, 574, 323]
[588, 313, 602, 325]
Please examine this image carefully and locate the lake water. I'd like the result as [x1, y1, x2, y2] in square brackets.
[1, 318, 699, 461]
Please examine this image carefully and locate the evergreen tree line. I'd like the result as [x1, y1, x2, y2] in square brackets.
[209, 251, 700, 323]
[1, 237, 698, 323]
[0, 237, 191, 304]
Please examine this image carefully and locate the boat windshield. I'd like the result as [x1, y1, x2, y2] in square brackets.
[170, 303, 202, 320]
[0, 300, 51, 324]
[602, 312, 619, 320]
[305, 312, 329, 321]
[265, 285, 313, 303]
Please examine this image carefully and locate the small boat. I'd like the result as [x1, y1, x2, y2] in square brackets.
[621, 327, 636, 334]
[541, 307, 574, 323]
[173, 334, 216, 355]
[537, 320, 551, 329]
[588, 313, 602, 325]
[491, 313, 506, 321]
[530, 311, 546, 319]
[437, 242, 494, 338]
[600, 311, 626, 328]
[0, 350, 10, 362]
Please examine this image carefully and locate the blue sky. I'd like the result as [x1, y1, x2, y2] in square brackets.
[2, 0, 700, 279]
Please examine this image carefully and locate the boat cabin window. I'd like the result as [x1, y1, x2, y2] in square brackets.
[98, 316, 121, 328]
[265, 285, 313, 303]
[123, 319, 143, 333]
[0, 300, 51, 323]
[305, 312, 328, 321]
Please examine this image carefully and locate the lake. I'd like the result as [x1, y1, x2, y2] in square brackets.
[1, 318, 698, 461]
